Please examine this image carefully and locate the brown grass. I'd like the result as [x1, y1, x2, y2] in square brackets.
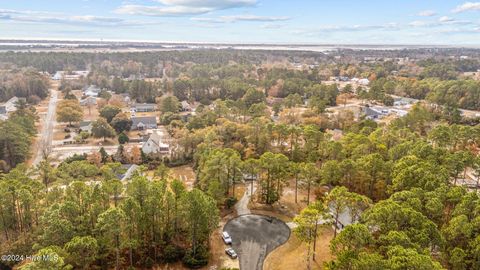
[264, 226, 334, 270]
[170, 165, 196, 190]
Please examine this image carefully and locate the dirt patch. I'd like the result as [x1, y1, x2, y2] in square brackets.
[170, 165, 196, 190]
[264, 226, 334, 270]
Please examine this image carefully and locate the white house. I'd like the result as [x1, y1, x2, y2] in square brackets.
[0, 97, 20, 120]
[83, 85, 100, 97]
[142, 129, 170, 155]
[52, 70, 89, 81]
[358, 78, 370, 86]
[80, 96, 97, 106]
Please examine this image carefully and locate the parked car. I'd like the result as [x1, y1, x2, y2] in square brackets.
[225, 247, 237, 259]
[222, 231, 232, 244]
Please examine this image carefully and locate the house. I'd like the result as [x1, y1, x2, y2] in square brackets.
[131, 116, 158, 131]
[83, 85, 101, 97]
[117, 164, 139, 182]
[142, 129, 170, 155]
[180, 101, 192, 112]
[79, 121, 93, 133]
[52, 70, 89, 81]
[357, 78, 370, 86]
[364, 107, 384, 120]
[133, 103, 156, 112]
[393, 97, 418, 107]
[80, 96, 97, 106]
[0, 97, 21, 120]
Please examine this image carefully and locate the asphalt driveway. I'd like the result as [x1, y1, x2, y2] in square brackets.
[224, 214, 290, 270]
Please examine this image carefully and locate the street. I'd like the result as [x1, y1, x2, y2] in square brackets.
[32, 88, 58, 165]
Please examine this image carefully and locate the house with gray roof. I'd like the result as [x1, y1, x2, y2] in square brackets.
[133, 103, 156, 112]
[142, 129, 170, 155]
[79, 121, 93, 133]
[364, 107, 384, 120]
[131, 116, 158, 131]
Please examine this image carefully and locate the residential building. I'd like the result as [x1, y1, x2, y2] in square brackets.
[142, 129, 170, 155]
[79, 121, 93, 133]
[52, 70, 89, 81]
[80, 96, 97, 106]
[364, 107, 384, 120]
[131, 116, 158, 131]
[83, 85, 100, 97]
[0, 97, 20, 120]
[133, 103, 156, 112]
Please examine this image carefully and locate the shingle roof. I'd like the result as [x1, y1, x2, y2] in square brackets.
[365, 107, 382, 117]
[131, 116, 157, 127]
[134, 103, 156, 109]
[79, 121, 92, 127]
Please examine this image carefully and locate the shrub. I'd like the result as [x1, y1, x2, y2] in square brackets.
[118, 131, 130, 144]
[182, 247, 209, 268]
[162, 244, 184, 263]
[225, 197, 238, 209]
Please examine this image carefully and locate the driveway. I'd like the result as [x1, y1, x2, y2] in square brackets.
[235, 182, 256, 216]
[224, 215, 290, 270]
[33, 89, 58, 165]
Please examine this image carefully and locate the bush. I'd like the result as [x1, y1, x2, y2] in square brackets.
[225, 197, 238, 209]
[162, 244, 184, 263]
[79, 131, 90, 139]
[143, 256, 155, 268]
[118, 132, 130, 144]
[182, 247, 209, 268]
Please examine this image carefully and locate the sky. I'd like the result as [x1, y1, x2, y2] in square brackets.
[0, 0, 479, 44]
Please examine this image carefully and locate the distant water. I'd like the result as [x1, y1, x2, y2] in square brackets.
[0, 40, 478, 52]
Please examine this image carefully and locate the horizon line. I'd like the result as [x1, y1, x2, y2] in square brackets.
[0, 37, 480, 48]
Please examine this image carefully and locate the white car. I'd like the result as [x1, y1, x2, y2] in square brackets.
[222, 231, 232, 244]
[225, 247, 238, 259]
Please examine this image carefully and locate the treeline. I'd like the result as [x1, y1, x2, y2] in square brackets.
[369, 77, 480, 110]
[0, 69, 49, 102]
[0, 162, 219, 269]
[0, 104, 37, 170]
[0, 50, 327, 74]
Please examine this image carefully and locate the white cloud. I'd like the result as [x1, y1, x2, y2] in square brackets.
[452, 2, 480, 13]
[0, 9, 148, 27]
[114, 5, 212, 16]
[439, 16, 454, 22]
[417, 10, 437, 17]
[409, 18, 473, 28]
[156, 0, 256, 9]
[115, 0, 257, 16]
[292, 23, 400, 37]
[409, 20, 431, 27]
[191, 15, 290, 23]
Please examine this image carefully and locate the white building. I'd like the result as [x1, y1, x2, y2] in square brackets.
[52, 70, 89, 81]
[142, 129, 170, 155]
[0, 97, 20, 120]
[83, 85, 100, 97]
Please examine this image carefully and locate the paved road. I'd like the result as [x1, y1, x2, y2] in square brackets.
[49, 145, 118, 161]
[235, 182, 257, 216]
[224, 215, 290, 270]
[33, 89, 58, 165]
